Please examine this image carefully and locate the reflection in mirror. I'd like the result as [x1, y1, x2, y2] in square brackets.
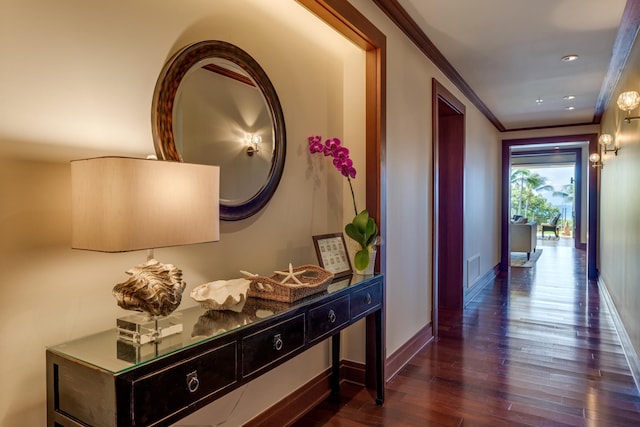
[174, 59, 274, 205]
[152, 41, 286, 221]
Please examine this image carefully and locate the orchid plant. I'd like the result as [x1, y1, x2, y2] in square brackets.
[308, 136, 378, 271]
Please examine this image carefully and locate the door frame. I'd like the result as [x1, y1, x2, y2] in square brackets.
[432, 79, 466, 337]
[501, 134, 598, 279]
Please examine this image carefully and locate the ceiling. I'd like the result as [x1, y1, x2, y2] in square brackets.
[378, 0, 636, 131]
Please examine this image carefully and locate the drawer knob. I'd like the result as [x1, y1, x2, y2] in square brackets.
[186, 371, 200, 393]
[273, 334, 284, 351]
[365, 293, 372, 304]
[328, 309, 337, 323]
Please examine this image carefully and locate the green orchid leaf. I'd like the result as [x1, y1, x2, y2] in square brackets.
[365, 220, 378, 247]
[347, 209, 378, 250]
[354, 248, 370, 270]
[345, 223, 364, 247]
[364, 218, 374, 240]
[353, 210, 369, 232]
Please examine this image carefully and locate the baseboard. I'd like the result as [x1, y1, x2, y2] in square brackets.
[244, 367, 332, 427]
[245, 325, 434, 426]
[464, 263, 499, 306]
[597, 275, 640, 392]
[385, 323, 432, 381]
[342, 359, 366, 385]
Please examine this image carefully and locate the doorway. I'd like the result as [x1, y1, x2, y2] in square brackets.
[501, 135, 598, 279]
[432, 79, 465, 337]
[510, 149, 582, 250]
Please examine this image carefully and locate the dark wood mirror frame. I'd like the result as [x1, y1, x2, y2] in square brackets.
[152, 40, 286, 221]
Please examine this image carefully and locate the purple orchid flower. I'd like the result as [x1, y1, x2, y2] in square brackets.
[308, 135, 359, 214]
[308, 135, 324, 154]
[306, 135, 377, 271]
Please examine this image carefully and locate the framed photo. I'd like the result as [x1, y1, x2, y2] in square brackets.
[312, 233, 352, 278]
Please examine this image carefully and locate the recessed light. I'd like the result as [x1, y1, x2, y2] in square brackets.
[563, 95, 576, 100]
[562, 54, 579, 62]
[565, 106, 575, 110]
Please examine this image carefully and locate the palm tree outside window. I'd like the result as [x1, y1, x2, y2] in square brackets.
[510, 169, 558, 223]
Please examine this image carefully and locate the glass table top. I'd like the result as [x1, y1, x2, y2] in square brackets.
[48, 274, 378, 374]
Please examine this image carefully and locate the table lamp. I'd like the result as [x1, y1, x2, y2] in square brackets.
[71, 157, 220, 344]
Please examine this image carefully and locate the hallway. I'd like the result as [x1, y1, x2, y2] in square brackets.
[294, 244, 640, 426]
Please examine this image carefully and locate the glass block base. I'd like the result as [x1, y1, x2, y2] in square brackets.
[116, 333, 183, 364]
[116, 312, 183, 345]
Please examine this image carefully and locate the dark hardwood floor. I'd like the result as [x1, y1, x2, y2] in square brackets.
[293, 239, 640, 426]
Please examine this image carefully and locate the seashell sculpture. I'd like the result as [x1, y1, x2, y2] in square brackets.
[190, 278, 250, 311]
[112, 259, 186, 317]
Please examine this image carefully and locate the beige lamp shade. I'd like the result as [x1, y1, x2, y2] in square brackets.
[71, 157, 220, 252]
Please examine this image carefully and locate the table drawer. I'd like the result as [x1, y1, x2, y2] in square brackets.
[241, 314, 305, 378]
[351, 281, 382, 320]
[130, 341, 237, 426]
[307, 295, 350, 343]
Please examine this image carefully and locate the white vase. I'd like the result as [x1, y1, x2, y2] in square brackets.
[354, 246, 377, 275]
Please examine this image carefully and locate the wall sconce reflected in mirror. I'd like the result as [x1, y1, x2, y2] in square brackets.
[245, 133, 262, 156]
[589, 152, 603, 169]
[598, 133, 619, 156]
[617, 91, 640, 123]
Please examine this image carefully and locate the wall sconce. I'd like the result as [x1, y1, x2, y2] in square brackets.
[590, 133, 620, 168]
[617, 91, 640, 123]
[245, 133, 262, 156]
[598, 133, 619, 156]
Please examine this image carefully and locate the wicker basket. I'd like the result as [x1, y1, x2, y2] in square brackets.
[247, 265, 334, 303]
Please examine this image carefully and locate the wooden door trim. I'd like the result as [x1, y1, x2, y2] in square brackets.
[432, 79, 466, 337]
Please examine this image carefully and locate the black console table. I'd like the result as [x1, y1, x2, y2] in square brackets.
[47, 274, 384, 426]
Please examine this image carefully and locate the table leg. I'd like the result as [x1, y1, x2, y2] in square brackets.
[374, 310, 385, 405]
[331, 333, 340, 396]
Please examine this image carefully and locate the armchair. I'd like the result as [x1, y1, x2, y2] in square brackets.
[541, 213, 561, 239]
[511, 221, 537, 260]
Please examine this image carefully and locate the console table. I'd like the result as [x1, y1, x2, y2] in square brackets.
[47, 274, 384, 426]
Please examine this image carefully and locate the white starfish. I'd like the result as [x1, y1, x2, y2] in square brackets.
[274, 263, 307, 285]
[240, 270, 259, 278]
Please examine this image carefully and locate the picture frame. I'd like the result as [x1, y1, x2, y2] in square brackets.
[312, 233, 352, 278]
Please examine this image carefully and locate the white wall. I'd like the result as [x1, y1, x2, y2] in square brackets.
[465, 106, 502, 285]
[0, 1, 503, 425]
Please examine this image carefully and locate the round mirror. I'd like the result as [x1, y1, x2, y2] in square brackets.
[152, 40, 286, 221]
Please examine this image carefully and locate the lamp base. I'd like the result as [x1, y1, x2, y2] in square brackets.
[116, 312, 183, 345]
[116, 331, 183, 363]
